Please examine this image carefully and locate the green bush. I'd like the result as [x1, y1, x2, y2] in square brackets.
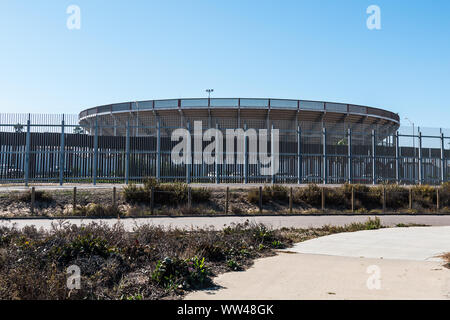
[151, 256, 211, 290]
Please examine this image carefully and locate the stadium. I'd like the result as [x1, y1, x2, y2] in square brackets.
[0, 98, 448, 185]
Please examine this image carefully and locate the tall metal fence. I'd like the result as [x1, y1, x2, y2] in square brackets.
[0, 113, 449, 185]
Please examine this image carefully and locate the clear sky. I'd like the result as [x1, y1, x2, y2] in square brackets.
[0, 1, 449, 128]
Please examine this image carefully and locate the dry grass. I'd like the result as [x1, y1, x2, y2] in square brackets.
[441, 252, 450, 269]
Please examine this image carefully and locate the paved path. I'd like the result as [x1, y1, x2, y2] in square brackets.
[187, 227, 450, 300]
[288, 226, 450, 261]
[1, 215, 450, 231]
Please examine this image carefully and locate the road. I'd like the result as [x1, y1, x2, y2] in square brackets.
[1, 215, 450, 231]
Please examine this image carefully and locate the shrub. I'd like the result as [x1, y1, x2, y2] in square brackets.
[247, 185, 288, 205]
[294, 184, 321, 206]
[412, 185, 436, 208]
[226, 259, 241, 271]
[151, 256, 211, 290]
[51, 234, 115, 264]
[191, 188, 211, 203]
[16, 190, 53, 203]
[123, 183, 149, 204]
[73, 203, 121, 217]
[124, 179, 211, 206]
[264, 185, 288, 203]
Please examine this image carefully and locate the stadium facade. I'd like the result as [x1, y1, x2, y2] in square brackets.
[0, 98, 448, 185]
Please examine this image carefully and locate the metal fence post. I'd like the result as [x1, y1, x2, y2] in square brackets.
[59, 115, 65, 186]
[347, 128, 352, 184]
[93, 117, 98, 185]
[24, 114, 31, 186]
[395, 131, 400, 184]
[156, 120, 161, 182]
[440, 131, 445, 184]
[125, 120, 130, 184]
[418, 130, 423, 185]
[244, 123, 248, 184]
[372, 130, 376, 185]
[322, 127, 327, 184]
[297, 126, 302, 184]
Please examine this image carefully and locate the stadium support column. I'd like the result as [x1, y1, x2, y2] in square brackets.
[244, 123, 248, 184]
[156, 120, 161, 182]
[93, 116, 99, 185]
[418, 129, 423, 185]
[59, 115, 65, 186]
[24, 114, 31, 187]
[395, 131, 400, 184]
[322, 127, 327, 184]
[347, 128, 352, 184]
[441, 131, 445, 184]
[372, 130, 376, 185]
[297, 126, 302, 184]
[186, 121, 191, 184]
[125, 120, 130, 184]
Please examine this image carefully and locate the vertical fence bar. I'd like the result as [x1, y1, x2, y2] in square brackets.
[215, 123, 220, 184]
[186, 121, 191, 184]
[125, 120, 130, 184]
[156, 120, 161, 182]
[372, 130, 376, 185]
[347, 128, 352, 184]
[244, 123, 248, 184]
[322, 127, 327, 184]
[24, 114, 31, 186]
[395, 131, 400, 184]
[59, 115, 65, 186]
[440, 131, 445, 184]
[93, 117, 98, 185]
[297, 126, 302, 184]
[418, 130, 423, 185]
[271, 124, 275, 184]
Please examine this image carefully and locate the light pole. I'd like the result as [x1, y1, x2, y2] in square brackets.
[205, 89, 214, 99]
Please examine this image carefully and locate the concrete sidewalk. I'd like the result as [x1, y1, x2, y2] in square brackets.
[288, 226, 450, 261]
[187, 227, 450, 300]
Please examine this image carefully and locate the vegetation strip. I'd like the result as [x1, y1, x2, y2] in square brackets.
[1, 180, 450, 218]
[0, 218, 386, 300]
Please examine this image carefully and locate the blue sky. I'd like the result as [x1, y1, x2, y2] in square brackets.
[0, 1, 449, 128]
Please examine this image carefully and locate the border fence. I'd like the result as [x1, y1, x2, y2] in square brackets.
[0, 113, 449, 185]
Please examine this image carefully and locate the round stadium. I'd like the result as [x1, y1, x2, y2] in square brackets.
[75, 98, 401, 185]
[3, 97, 446, 186]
